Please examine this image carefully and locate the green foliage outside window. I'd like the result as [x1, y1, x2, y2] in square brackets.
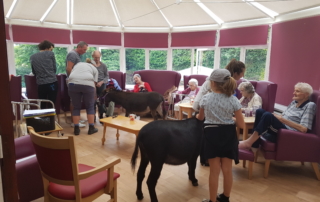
[150, 50, 167, 70]
[126, 49, 145, 84]
[200, 50, 214, 68]
[14, 44, 67, 87]
[244, 49, 267, 81]
[172, 49, 191, 71]
[220, 48, 240, 68]
[101, 49, 120, 71]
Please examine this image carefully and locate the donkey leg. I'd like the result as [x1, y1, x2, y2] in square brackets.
[150, 110, 158, 121]
[155, 104, 164, 119]
[187, 154, 199, 186]
[147, 162, 164, 202]
[136, 155, 150, 200]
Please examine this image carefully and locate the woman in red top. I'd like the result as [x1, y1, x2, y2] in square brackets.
[133, 74, 152, 92]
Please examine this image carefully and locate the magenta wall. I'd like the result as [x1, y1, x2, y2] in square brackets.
[269, 16, 320, 105]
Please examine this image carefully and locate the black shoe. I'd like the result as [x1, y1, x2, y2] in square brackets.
[217, 193, 229, 202]
[88, 125, 98, 135]
[74, 126, 80, 136]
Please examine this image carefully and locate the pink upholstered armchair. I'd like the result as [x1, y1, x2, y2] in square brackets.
[236, 79, 278, 112]
[258, 90, 320, 180]
[108, 71, 126, 90]
[133, 70, 181, 95]
[183, 74, 207, 89]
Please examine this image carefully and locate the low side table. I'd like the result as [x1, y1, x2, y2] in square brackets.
[179, 102, 195, 120]
[100, 115, 148, 145]
[236, 116, 255, 140]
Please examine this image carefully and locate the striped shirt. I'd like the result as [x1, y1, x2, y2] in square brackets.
[30, 51, 57, 85]
[282, 100, 316, 131]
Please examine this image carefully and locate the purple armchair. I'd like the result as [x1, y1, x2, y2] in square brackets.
[133, 70, 181, 95]
[258, 90, 320, 180]
[10, 75, 22, 120]
[15, 135, 44, 202]
[183, 74, 207, 89]
[109, 71, 126, 90]
[236, 79, 278, 112]
[24, 75, 38, 99]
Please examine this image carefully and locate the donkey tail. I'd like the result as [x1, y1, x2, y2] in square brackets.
[130, 140, 139, 172]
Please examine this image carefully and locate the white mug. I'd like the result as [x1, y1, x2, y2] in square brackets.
[129, 114, 136, 121]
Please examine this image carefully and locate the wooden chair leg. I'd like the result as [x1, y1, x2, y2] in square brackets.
[264, 160, 271, 178]
[311, 162, 320, 180]
[243, 160, 246, 168]
[110, 179, 117, 202]
[301, 161, 304, 165]
[248, 161, 253, 180]
[254, 149, 259, 163]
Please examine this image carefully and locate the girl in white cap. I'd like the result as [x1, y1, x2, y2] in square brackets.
[196, 69, 244, 202]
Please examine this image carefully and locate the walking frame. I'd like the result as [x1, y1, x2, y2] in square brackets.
[11, 99, 63, 137]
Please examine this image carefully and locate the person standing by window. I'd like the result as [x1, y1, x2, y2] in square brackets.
[92, 50, 109, 120]
[66, 41, 88, 128]
[30, 40, 57, 109]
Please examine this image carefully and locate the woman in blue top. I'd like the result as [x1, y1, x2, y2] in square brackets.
[196, 69, 244, 202]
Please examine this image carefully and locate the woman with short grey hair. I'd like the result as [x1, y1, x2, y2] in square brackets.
[238, 81, 262, 110]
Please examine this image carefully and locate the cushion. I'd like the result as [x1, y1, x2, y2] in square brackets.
[238, 149, 254, 161]
[48, 164, 120, 200]
[260, 138, 276, 152]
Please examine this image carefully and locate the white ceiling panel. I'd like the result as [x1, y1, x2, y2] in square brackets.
[155, 0, 216, 27]
[203, 2, 267, 22]
[260, 0, 320, 15]
[115, 0, 169, 27]
[10, 0, 53, 21]
[3, 0, 14, 17]
[73, 0, 118, 27]
[45, 0, 67, 24]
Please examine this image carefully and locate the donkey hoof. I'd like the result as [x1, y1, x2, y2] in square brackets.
[189, 179, 198, 186]
[137, 194, 144, 200]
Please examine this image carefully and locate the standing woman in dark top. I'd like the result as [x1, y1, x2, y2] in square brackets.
[30, 40, 57, 109]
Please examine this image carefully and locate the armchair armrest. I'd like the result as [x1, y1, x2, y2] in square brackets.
[276, 129, 320, 162]
[78, 157, 121, 180]
[15, 135, 36, 160]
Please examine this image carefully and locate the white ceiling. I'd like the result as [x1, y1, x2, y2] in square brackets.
[3, 0, 320, 32]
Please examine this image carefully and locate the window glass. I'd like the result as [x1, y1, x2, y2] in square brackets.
[172, 49, 191, 71]
[220, 48, 240, 68]
[101, 49, 120, 71]
[52, 47, 67, 74]
[150, 50, 167, 70]
[14, 44, 38, 87]
[244, 49, 267, 81]
[200, 50, 214, 68]
[126, 49, 145, 84]
[79, 47, 97, 62]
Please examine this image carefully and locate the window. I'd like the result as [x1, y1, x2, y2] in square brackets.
[149, 50, 167, 70]
[14, 44, 38, 87]
[244, 49, 267, 81]
[79, 47, 97, 62]
[52, 47, 68, 74]
[196, 49, 215, 75]
[101, 49, 120, 71]
[172, 49, 192, 71]
[126, 49, 145, 84]
[220, 48, 240, 68]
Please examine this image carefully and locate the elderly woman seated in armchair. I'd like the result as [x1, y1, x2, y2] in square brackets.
[239, 82, 316, 149]
[174, 79, 200, 119]
[133, 74, 152, 92]
[238, 81, 262, 111]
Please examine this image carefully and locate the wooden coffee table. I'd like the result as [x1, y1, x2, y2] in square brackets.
[100, 115, 148, 145]
[179, 102, 195, 120]
[236, 116, 255, 140]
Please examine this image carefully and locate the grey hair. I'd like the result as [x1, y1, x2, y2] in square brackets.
[77, 41, 88, 48]
[133, 74, 141, 79]
[238, 82, 255, 94]
[189, 78, 198, 86]
[295, 82, 313, 96]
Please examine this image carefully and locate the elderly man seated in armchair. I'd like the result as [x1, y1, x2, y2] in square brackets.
[174, 78, 200, 119]
[239, 82, 316, 149]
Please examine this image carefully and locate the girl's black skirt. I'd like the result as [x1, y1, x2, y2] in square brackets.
[203, 124, 239, 164]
